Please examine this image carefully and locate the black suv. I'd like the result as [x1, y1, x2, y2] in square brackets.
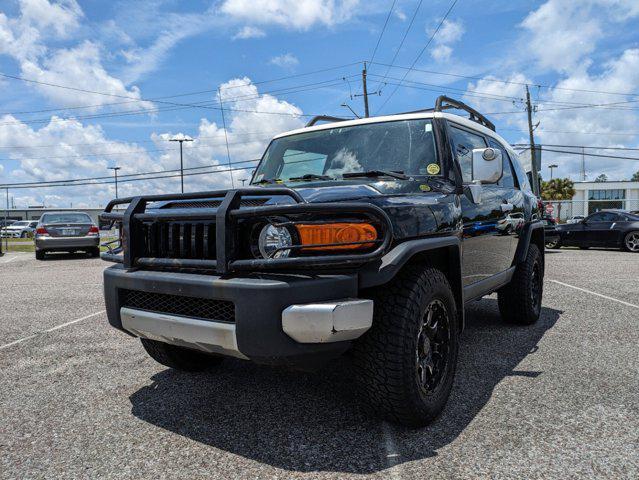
[101, 97, 544, 426]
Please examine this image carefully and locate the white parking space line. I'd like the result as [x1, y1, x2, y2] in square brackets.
[382, 422, 403, 479]
[0, 310, 105, 351]
[0, 255, 20, 264]
[549, 279, 639, 310]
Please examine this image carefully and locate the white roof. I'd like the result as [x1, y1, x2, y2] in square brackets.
[274, 111, 512, 148]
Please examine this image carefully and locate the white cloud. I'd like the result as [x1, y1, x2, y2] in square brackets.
[430, 19, 464, 62]
[232, 26, 266, 39]
[220, 0, 360, 30]
[19, 41, 154, 112]
[269, 52, 299, 69]
[520, 0, 639, 73]
[18, 0, 82, 38]
[0, 1, 152, 112]
[1, 78, 305, 206]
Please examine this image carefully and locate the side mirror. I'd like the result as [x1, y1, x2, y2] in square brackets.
[472, 148, 503, 184]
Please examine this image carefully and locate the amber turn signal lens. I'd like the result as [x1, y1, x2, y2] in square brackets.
[295, 223, 378, 251]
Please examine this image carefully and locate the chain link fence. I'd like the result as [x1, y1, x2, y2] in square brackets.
[543, 199, 639, 222]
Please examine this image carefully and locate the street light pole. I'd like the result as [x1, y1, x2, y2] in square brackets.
[548, 164, 558, 180]
[169, 136, 194, 193]
[108, 166, 121, 198]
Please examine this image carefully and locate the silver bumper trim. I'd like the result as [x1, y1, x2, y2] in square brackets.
[120, 307, 248, 359]
[282, 299, 374, 343]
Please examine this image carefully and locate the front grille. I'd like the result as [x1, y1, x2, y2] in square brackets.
[142, 221, 216, 259]
[121, 289, 235, 322]
[163, 198, 268, 209]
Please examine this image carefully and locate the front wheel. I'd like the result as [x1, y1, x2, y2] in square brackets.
[351, 266, 459, 427]
[498, 243, 543, 325]
[623, 231, 639, 252]
[140, 338, 224, 371]
[546, 239, 561, 249]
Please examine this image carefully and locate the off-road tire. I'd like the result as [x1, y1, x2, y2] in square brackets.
[35, 250, 45, 260]
[623, 231, 639, 252]
[351, 266, 459, 427]
[140, 338, 224, 372]
[498, 243, 543, 325]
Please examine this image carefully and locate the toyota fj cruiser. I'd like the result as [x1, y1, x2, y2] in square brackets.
[101, 96, 544, 426]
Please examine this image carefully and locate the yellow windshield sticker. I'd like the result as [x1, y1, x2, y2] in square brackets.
[419, 184, 431, 192]
[426, 163, 440, 175]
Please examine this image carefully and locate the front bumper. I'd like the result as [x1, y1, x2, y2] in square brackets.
[35, 236, 99, 251]
[104, 265, 368, 366]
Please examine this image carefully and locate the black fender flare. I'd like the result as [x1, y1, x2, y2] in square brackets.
[358, 236, 464, 329]
[513, 220, 545, 266]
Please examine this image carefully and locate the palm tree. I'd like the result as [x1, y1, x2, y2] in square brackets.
[541, 178, 576, 220]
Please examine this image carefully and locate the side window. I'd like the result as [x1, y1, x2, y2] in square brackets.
[587, 213, 605, 222]
[508, 150, 532, 192]
[449, 125, 487, 183]
[487, 138, 515, 188]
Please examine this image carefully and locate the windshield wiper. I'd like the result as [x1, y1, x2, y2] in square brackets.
[288, 174, 334, 182]
[252, 178, 280, 185]
[342, 170, 409, 180]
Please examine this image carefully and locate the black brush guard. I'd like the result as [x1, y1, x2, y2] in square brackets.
[100, 187, 393, 274]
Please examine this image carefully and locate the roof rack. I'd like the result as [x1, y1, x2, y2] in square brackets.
[305, 115, 348, 127]
[434, 95, 495, 131]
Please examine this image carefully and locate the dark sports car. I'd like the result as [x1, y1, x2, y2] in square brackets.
[550, 210, 639, 252]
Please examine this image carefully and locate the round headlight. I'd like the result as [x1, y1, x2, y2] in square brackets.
[258, 224, 293, 259]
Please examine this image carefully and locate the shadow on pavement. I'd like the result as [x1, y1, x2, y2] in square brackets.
[130, 298, 562, 474]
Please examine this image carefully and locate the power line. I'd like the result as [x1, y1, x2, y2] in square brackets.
[513, 147, 639, 161]
[0, 157, 262, 188]
[1, 163, 260, 190]
[376, 0, 460, 113]
[369, 61, 639, 99]
[513, 143, 639, 152]
[372, 0, 424, 93]
[0, 135, 275, 162]
[369, 0, 397, 64]
[0, 70, 361, 127]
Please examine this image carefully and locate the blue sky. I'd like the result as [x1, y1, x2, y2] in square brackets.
[1, 0, 638, 207]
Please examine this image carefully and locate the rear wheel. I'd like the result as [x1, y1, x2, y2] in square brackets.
[140, 338, 224, 372]
[579, 246, 589, 250]
[35, 250, 46, 260]
[351, 266, 459, 427]
[546, 239, 560, 249]
[20, 231, 28, 238]
[498, 243, 543, 325]
[90, 247, 100, 257]
[623, 231, 639, 252]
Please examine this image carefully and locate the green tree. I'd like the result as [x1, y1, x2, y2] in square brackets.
[632, 170, 639, 182]
[540, 178, 576, 220]
[594, 173, 608, 182]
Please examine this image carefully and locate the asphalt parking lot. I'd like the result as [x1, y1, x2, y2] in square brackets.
[1, 249, 638, 479]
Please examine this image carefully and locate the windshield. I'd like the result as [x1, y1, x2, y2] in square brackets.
[253, 119, 439, 183]
[41, 213, 93, 224]
[11, 221, 30, 227]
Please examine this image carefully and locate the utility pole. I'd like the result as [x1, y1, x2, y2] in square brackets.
[525, 85, 540, 195]
[581, 147, 586, 181]
[108, 166, 121, 199]
[4, 188, 8, 253]
[548, 164, 558, 180]
[169, 136, 193, 193]
[362, 62, 370, 118]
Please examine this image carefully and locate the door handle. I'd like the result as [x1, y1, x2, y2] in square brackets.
[500, 203, 514, 212]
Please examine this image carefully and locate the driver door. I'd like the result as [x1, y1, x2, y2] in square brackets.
[449, 123, 513, 286]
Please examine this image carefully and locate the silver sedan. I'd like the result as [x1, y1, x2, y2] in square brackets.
[34, 212, 100, 260]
